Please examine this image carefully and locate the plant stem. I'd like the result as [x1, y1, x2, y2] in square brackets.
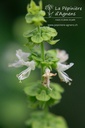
[38, 26, 45, 81]
[41, 42, 45, 81]
[41, 42, 45, 61]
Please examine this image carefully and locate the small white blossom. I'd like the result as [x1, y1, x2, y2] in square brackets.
[16, 49, 30, 60]
[57, 62, 74, 85]
[9, 49, 35, 81]
[43, 68, 57, 90]
[16, 61, 35, 81]
[9, 49, 30, 67]
[56, 49, 74, 85]
[56, 49, 69, 63]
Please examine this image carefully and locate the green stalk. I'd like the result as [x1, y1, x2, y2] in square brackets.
[38, 26, 45, 81]
[41, 42, 45, 61]
[41, 42, 45, 81]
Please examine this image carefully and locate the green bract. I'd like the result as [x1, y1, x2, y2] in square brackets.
[24, 82, 64, 108]
[31, 32, 43, 43]
[25, 13, 46, 26]
[24, 26, 59, 45]
[26, 111, 68, 128]
[36, 90, 50, 101]
[48, 39, 60, 45]
[24, 0, 59, 45]
[27, 0, 43, 14]
[41, 27, 57, 37]
[26, 0, 46, 26]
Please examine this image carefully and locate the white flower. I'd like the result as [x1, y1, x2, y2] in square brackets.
[9, 49, 35, 81]
[9, 49, 30, 67]
[56, 49, 69, 63]
[43, 68, 57, 90]
[16, 61, 35, 81]
[56, 49, 74, 85]
[57, 62, 74, 85]
[16, 49, 30, 61]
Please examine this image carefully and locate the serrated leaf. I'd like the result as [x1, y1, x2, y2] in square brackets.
[36, 90, 50, 101]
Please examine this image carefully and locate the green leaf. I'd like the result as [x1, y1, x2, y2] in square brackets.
[46, 50, 59, 63]
[49, 91, 62, 100]
[32, 15, 46, 23]
[39, 10, 46, 16]
[23, 28, 36, 37]
[39, 0, 42, 10]
[32, 121, 41, 128]
[27, 97, 39, 109]
[49, 39, 60, 45]
[42, 32, 51, 41]
[47, 99, 60, 106]
[28, 0, 40, 15]
[25, 13, 33, 23]
[36, 90, 50, 101]
[48, 27, 58, 37]
[51, 83, 64, 93]
[31, 55, 42, 62]
[26, 0, 46, 26]
[41, 27, 57, 38]
[23, 31, 33, 38]
[24, 84, 40, 96]
[56, 116, 69, 128]
[31, 33, 43, 43]
[26, 111, 68, 128]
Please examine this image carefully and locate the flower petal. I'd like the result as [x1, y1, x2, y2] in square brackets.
[57, 62, 74, 72]
[56, 49, 69, 63]
[16, 61, 35, 81]
[16, 49, 30, 61]
[8, 60, 24, 68]
[57, 62, 74, 85]
[28, 61, 35, 70]
[58, 71, 72, 85]
[16, 67, 31, 80]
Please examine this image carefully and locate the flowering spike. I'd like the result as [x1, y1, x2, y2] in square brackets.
[9, 2, 74, 124]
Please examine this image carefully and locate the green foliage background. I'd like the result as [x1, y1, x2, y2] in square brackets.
[0, 0, 85, 128]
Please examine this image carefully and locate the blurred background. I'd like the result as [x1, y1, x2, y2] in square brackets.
[0, 0, 85, 128]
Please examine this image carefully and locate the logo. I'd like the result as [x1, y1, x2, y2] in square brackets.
[45, 4, 54, 18]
